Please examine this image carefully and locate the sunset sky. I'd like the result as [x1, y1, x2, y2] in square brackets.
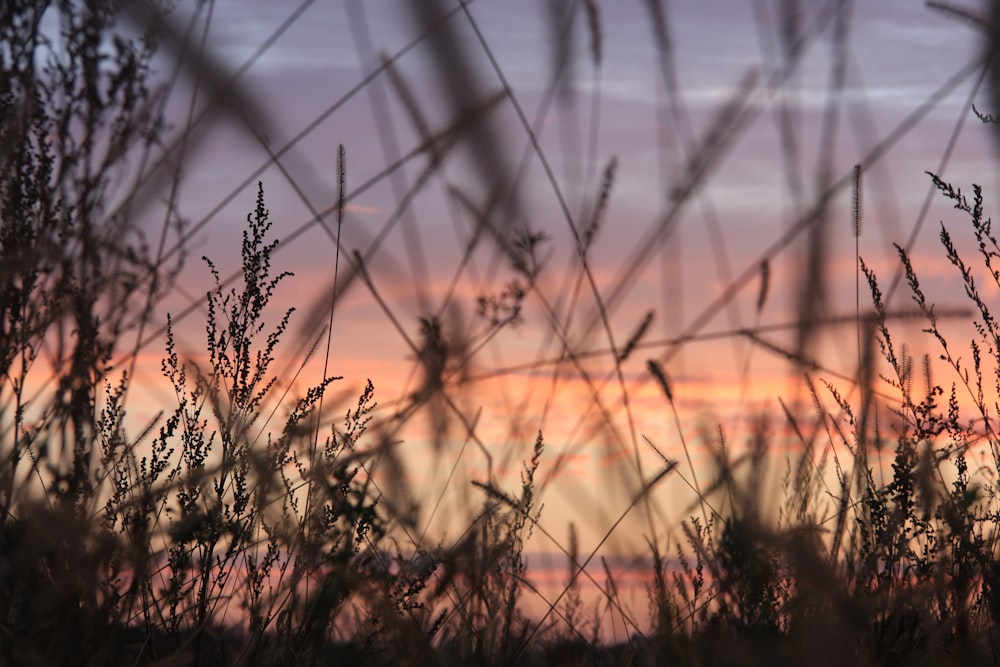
[120, 0, 1000, 557]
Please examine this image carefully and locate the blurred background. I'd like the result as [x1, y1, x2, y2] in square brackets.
[106, 0, 1000, 613]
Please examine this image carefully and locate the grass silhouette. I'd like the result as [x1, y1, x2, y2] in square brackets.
[3, 1, 1000, 665]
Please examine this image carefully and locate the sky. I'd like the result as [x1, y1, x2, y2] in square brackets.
[112, 0, 1000, 563]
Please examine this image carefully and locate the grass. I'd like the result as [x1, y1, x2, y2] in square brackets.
[3, 0, 1000, 665]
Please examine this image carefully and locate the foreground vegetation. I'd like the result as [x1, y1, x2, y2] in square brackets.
[4, 1, 1000, 665]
